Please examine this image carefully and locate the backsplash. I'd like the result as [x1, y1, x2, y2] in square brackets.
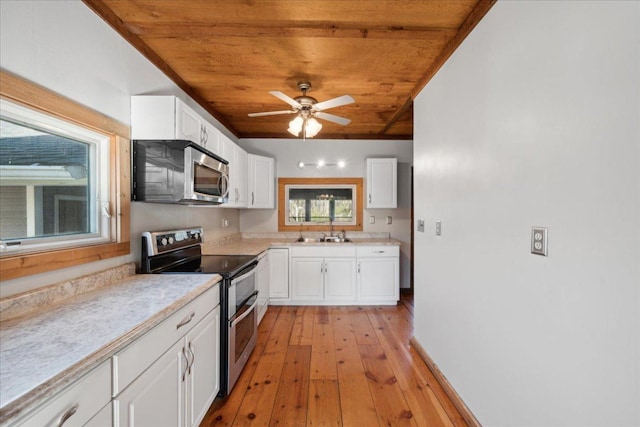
[0, 263, 136, 321]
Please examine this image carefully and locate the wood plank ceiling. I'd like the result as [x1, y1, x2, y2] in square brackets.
[84, 0, 495, 140]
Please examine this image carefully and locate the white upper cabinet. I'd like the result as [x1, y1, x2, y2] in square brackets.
[248, 154, 275, 209]
[131, 95, 222, 156]
[221, 135, 248, 208]
[365, 158, 397, 208]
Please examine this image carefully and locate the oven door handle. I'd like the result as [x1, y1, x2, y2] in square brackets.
[229, 291, 259, 328]
[230, 265, 257, 287]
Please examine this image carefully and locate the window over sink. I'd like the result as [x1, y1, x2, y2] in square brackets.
[278, 178, 363, 232]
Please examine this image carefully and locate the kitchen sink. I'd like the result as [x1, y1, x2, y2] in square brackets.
[296, 237, 352, 243]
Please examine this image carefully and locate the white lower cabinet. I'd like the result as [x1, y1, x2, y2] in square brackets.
[356, 246, 400, 303]
[116, 305, 220, 427]
[116, 339, 184, 427]
[256, 251, 270, 324]
[290, 247, 357, 304]
[10, 361, 111, 427]
[269, 248, 289, 300]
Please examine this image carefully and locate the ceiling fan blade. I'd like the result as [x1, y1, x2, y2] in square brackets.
[269, 91, 302, 108]
[313, 94, 355, 111]
[315, 111, 351, 126]
[248, 110, 296, 117]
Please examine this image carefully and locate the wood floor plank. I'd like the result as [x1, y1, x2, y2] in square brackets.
[359, 344, 418, 426]
[330, 307, 358, 348]
[269, 345, 312, 426]
[232, 307, 297, 427]
[313, 307, 336, 347]
[366, 309, 455, 427]
[290, 306, 315, 346]
[307, 379, 342, 427]
[335, 342, 380, 427]
[310, 345, 338, 380]
[347, 306, 380, 346]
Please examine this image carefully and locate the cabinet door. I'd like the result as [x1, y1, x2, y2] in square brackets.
[248, 154, 275, 209]
[291, 258, 324, 300]
[186, 307, 220, 427]
[175, 99, 202, 145]
[269, 248, 289, 299]
[366, 158, 397, 208]
[131, 95, 176, 140]
[116, 339, 186, 427]
[358, 258, 399, 302]
[84, 402, 112, 427]
[256, 253, 270, 323]
[201, 121, 221, 155]
[235, 145, 248, 207]
[324, 258, 357, 301]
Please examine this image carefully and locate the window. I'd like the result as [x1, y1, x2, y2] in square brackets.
[0, 71, 130, 280]
[0, 100, 111, 253]
[278, 178, 363, 232]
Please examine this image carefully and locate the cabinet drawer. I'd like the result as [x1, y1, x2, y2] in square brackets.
[12, 361, 111, 427]
[291, 246, 356, 258]
[356, 245, 399, 258]
[112, 283, 219, 396]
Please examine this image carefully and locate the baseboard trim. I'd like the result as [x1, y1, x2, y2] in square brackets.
[409, 337, 482, 427]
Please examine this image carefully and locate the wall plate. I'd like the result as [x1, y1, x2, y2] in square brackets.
[531, 227, 548, 256]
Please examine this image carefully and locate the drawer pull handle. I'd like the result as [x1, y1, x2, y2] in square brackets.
[176, 312, 195, 329]
[374, 250, 385, 253]
[56, 404, 79, 427]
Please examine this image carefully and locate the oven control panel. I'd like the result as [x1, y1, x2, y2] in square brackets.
[142, 227, 203, 255]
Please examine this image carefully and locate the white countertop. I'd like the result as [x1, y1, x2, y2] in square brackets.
[0, 273, 221, 424]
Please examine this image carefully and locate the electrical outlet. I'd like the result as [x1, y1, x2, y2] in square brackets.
[369, 216, 375, 224]
[386, 216, 392, 224]
[417, 219, 425, 232]
[435, 221, 441, 236]
[222, 218, 229, 228]
[531, 227, 548, 256]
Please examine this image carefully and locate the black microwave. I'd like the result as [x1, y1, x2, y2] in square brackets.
[132, 140, 229, 205]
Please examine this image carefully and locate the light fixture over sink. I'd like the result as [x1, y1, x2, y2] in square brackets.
[248, 82, 354, 139]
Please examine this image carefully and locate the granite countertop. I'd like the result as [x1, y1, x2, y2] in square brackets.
[0, 273, 221, 424]
[202, 236, 401, 256]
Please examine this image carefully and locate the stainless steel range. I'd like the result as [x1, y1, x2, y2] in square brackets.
[140, 227, 258, 397]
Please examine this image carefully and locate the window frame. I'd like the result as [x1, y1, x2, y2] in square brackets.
[278, 177, 363, 232]
[0, 70, 130, 281]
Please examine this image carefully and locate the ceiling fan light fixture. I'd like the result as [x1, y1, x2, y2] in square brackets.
[288, 115, 304, 136]
[304, 117, 322, 138]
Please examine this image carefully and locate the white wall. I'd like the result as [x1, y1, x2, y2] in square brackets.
[413, 1, 639, 425]
[239, 138, 413, 288]
[0, 1, 240, 296]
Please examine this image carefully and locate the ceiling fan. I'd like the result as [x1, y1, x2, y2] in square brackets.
[248, 82, 354, 138]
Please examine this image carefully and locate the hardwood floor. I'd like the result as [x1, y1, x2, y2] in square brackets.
[201, 293, 467, 427]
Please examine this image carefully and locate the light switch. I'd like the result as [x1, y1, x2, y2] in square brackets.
[435, 221, 441, 236]
[531, 227, 548, 256]
[417, 219, 425, 232]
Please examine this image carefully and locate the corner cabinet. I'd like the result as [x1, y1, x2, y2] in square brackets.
[131, 95, 221, 155]
[248, 154, 275, 209]
[365, 158, 397, 208]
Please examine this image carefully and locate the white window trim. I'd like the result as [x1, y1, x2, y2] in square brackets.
[0, 98, 111, 256]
